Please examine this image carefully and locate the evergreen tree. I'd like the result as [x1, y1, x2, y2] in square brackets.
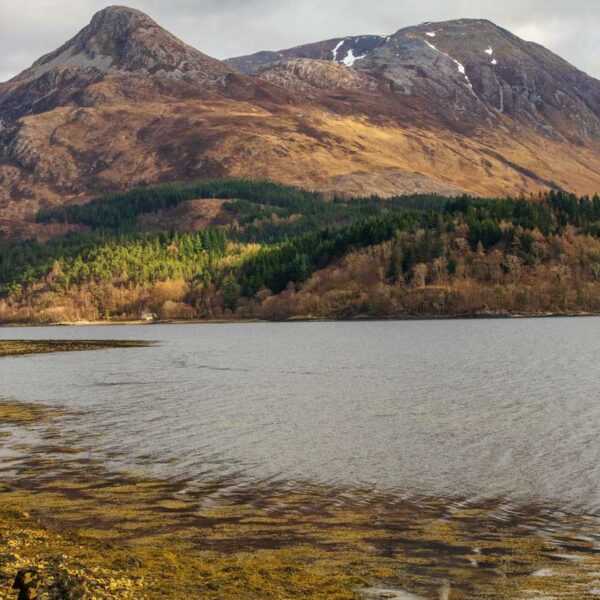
[222, 275, 241, 312]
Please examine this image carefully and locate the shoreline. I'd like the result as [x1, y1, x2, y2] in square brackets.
[1, 310, 599, 329]
[2, 400, 600, 598]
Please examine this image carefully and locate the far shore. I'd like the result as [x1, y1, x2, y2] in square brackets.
[1, 310, 599, 328]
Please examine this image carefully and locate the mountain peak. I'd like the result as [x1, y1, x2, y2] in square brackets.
[86, 5, 159, 38]
[91, 5, 153, 23]
[0, 4, 237, 118]
[92, 5, 153, 20]
[24, 3, 229, 77]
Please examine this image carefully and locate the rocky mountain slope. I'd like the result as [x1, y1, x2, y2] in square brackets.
[2, 6, 600, 238]
[230, 19, 600, 143]
[0, 6, 239, 120]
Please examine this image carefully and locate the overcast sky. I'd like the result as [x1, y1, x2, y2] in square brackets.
[1, 0, 599, 82]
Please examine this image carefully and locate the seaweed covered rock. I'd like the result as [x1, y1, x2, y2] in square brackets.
[12, 568, 39, 600]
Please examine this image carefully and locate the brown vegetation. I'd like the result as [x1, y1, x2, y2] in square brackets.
[136, 199, 231, 233]
[2, 399, 600, 599]
[0, 340, 150, 357]
[254, 228, 600, 320]
[4, 9, 600, 240]
[4, 224, 600, 324]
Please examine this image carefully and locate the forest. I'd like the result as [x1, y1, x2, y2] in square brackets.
[3, 179, 600, 322]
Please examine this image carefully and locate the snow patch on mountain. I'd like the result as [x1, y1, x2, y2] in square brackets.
[342, 50, 366, 67]
[423, 39, 473, 89]
[332, 40, 345, 61]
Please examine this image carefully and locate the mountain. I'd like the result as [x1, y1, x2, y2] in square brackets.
[0, 6, 284, 235]
[3, 7, 600, 239]
[227, 35, 389, 74]
[0, 5, 242, 120]
[231, 19, 600, 142]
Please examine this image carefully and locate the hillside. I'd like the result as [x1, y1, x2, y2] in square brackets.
[2, 180, 600, 323]
[3, 7, 600, 240]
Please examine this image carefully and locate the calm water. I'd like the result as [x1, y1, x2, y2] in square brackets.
[1, 319, 599, 513]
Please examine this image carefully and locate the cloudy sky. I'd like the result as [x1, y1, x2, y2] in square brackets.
[1, 0, 599, 82]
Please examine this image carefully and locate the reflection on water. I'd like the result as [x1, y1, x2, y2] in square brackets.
[0, 318, 599, 514]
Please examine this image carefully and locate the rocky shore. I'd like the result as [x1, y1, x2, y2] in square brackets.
[2, 400, 600, 599]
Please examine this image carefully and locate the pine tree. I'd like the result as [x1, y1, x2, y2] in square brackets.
[222, 275, 241, 312]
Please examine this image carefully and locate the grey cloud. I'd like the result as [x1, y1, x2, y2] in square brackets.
[1, 0, 599, 82]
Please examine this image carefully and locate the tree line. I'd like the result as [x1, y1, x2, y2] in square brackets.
[4, 181, 600, 322]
